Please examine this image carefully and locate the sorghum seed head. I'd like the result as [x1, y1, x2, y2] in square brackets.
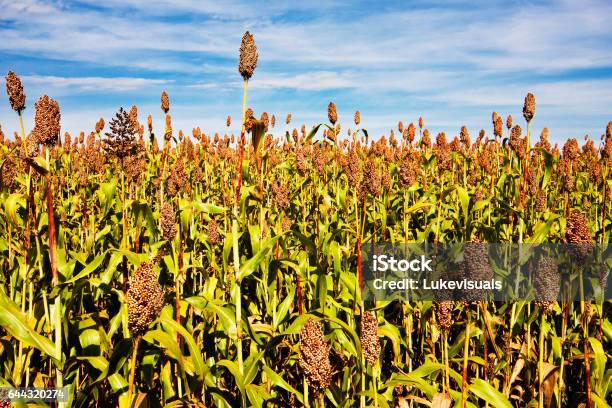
[161, 91, 170, 113]
[271, 114, 276, 128]
[566, 210, 593, 260]
[33, 95, 61, 146]
[462, 240, 493, 302]
[328, 102, 338, 125]
[260, 112, 269, 127]
[363, 157, 381, 197]
[421, 129, 431, 149]
[226, 115, 231, 127]
[607, 120, 612, 140]
[534, 255, 559, 314]
[286, 113, 292, 125]
[398, 121, 404, 133]
[5, 71, 26, 113]
[299, 319, 332, 393]
[208, 218, 221, 245]
[160, 202, 177, 241]
[460, 126, 471, 149]
[272, 181, 290, 210]
[238, 31, 258, 80]
[562, 138, 579, 162]
[354, 111, 361, 126]
[536, 189, 547, 212]
[434, 301, 454, 331]
[360, 312, 380, 366]
[506, 115, 513, 129]
[127, 262, 165, 336]
[494, 116, 503, 137]
[523, 92, 535, 122]
[129, 105, 139, 128]
[407, 123, 416, 143]
[418, 116, 424, 129]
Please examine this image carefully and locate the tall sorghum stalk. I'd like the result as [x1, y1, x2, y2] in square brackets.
[462, 306, 471, 408]
[234, 31, 258, 377]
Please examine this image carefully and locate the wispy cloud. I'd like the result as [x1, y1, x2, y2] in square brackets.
[22, 75, 172, 92]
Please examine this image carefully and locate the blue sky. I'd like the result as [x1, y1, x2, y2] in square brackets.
[1, 0, 611, 144]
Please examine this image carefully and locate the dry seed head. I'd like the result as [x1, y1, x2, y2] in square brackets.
[271, 114, 276, 128]
[129, 105, 139, 128]
[1, 155, 17, 189]
[160, 202, 177, 241]
[523, 92, 536, 122]
[421, 129, 431, 149]
[360, 312, 380, 366]
[103, 107, 138, 161]
[286, 113, 292, 125]
[566, 210, 593, 260]
[327, 102, 337, 125]
[127, 263, 165, 336]
[534, 255, 559, 314]
[272, 181, 290, 210]
[509, 125, 522, 153]
[434, 301, 454, 331]
[260, 112, 269, 127]
[363, 156, 381, 197]
[238, 31, 258, 80]
[493, 116, 503, 137]
[354, 110, 361, 126]
[566, 211, 591, 243]
[166, 158, 189, 197]
[0, 124, 4, 144]
[536, 189, 547, 212]
[226, 115, 231, 127]
[407, 123, 416, 143]
[460, 126, 471, 149]
[399, 156, 416, 187]
[418, 116, 424, 129]
[398, 121, 404, 133]
[299, 319, 332, 393]
[33, 95, 61, 146]
[161, 91, 170, 113]
[562, 138, 579, 162]
[607, 120, 612, 139]
[208, 218, 221, 245]
[5, 71, 26, 113]
[462, 241, 493, 302]
[506, 115, 513, 130]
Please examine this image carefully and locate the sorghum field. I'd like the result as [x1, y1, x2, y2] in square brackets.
[0, 32, 610, 408]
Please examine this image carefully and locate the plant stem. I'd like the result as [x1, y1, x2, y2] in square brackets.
[538, 311, 545, 408]
[127, 336, 141, 405]
[462, 308, 470, 408]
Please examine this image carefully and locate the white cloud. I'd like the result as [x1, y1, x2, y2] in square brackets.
[21, 75, 171, 92]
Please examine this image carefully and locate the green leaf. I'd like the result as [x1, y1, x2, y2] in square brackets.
[469, 378, 512, 408]
[160, 317, 206, 379]
[262, 365, 303, 404]
[237, 235, 282, 282]
[0, 289, 60, 362]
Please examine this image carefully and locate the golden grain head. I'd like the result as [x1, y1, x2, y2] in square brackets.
[523, 92, 536, 122]
[33, 95, 61, 146]
[161, 91, 170, 113]
[238, 31, 258, 80]
[327, 102, 338, 125]
[5, 71, 26, 113]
